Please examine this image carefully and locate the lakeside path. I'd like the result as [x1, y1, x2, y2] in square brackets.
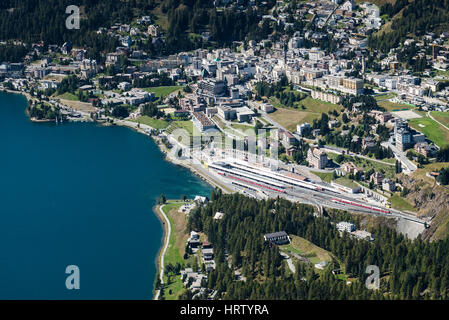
[152, 200, 197, 300]
[153, 204, 169, 301]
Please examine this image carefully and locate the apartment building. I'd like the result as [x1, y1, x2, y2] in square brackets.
[307, 146, 328, 169]
[311, 90, 343, 104]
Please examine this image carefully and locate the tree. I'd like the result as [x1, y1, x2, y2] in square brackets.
[111, 106, 129, 118]
[159, 194, 167, 204]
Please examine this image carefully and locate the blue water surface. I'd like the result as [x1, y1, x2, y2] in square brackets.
[0, 92, 211, 299]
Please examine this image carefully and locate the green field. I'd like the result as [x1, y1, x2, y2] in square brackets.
[267, 95, 341, 132]
[311, 171, 334, 183]
[159, 200, 198, 300]
[268, 107, 320, 132]
[378, 100, 412, 112]
[300, 96, 341, 114]
[333, 177, 359, 189]
[389, 194, 417, 212]
[230, 123, 254, 132]
[430, 111, 449, 127]
[56, 92, 79, 101]
[161, 202, 185, 267]
[166, 120, 195, 136]
[132, 116, 170, 129]
[374, 92, 397, 101]
[409, 116, 449, 148]
[279, 235, 333, 266]
[143, 86, 182, 101]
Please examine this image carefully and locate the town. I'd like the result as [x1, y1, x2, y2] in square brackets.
[2, 0, 449, 304]
[2, 1, 448, 230]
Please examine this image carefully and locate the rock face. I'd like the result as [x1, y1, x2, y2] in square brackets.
[399, 174, 449, 241]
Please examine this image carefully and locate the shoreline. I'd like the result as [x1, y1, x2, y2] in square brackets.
[2, 89, 228, 193]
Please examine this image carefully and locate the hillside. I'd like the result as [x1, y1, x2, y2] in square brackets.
[395, 163, 449, 241]
[0, 0, 156, 60]
[185, 193, 449, 300]
[356, 0, 395, 7]
[368, 0, 449, 52]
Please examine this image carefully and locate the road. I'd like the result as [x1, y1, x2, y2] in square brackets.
[381, 141, 417, 173]
[280, 252, 296, 274]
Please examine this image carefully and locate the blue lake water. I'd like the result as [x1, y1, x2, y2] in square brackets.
[0, 92, 212, 299]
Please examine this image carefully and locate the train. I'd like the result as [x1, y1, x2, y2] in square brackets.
[331, 198, 391, 214]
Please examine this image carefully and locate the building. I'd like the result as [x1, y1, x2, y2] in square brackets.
[235, 106, 255, 123]
[311, 90, 343, 104]
[370, 172, 384, 185]
[341, 77, 364, 95]
[282, 131, 296, 147]
[202, 248, 214, 261]
[197, 79, 226, 99]
[351, 230, 374, 241]
[105, 52, 122, 70]
[297, 123, 311, 136]
[217, 105, 236, 120]
[118, 82, 131, 91]
[193, 112, 215, 132]
[307, 146, 328, 169]
[148, 24, 161, 37]
[213, 212, 225, 220]
[339, 162, 363, 175]
[194, 195, 208, 205]
[259, 103, 274, 113]
[414, 142, 436, 157]
[286, 146, 297, 157]
[382, 178, 395, 192]
[263, 231, 290, 245]
[374, 112, 392, 123]
[395, 118, 412, 151]
[362, 136, 376, 150]
[336, 221, 356, 233]
[188, 231, 201, 248]
[341, 0, 355, 12]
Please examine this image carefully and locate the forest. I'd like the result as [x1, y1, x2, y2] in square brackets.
[0, 0, 277, 62]
[161, 0, 276, 53]
[26, 102, 61, 120]
[185, 192, 449, 300]
[0, 43, 29, 63]
[369, 0, 449, 53]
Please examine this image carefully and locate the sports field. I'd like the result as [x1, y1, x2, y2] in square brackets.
[409, 116, 449, 148]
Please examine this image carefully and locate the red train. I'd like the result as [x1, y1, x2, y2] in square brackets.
[332, 198, 390, 214]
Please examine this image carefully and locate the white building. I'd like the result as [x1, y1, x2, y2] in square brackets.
[336, 221, 356, 233]
[297, 123, 311, 136]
